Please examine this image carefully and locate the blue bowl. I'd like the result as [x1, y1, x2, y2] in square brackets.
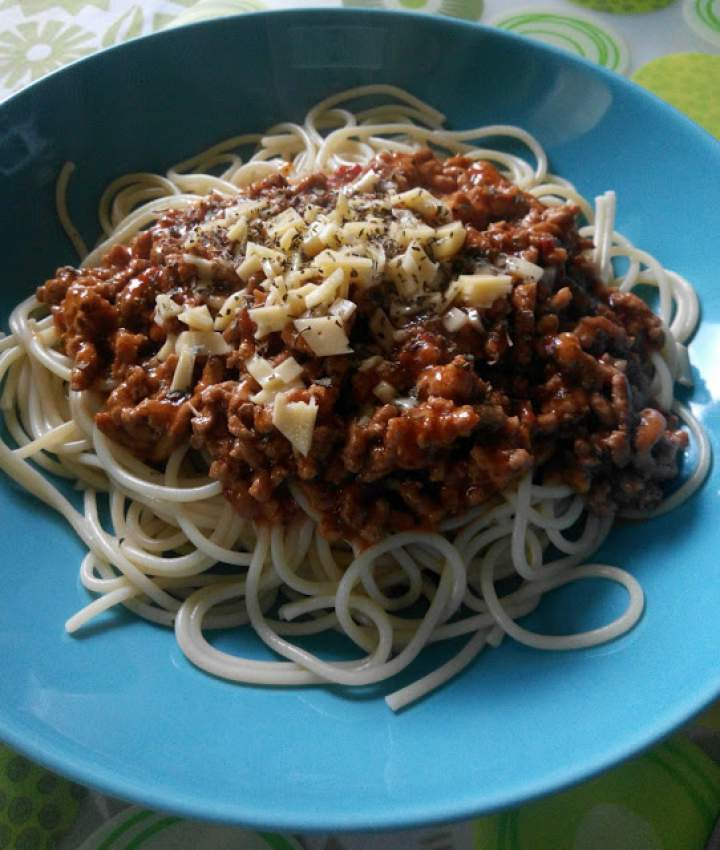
[1, 8, 719, 832]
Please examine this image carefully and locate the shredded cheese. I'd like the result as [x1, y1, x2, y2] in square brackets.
[152, 179, 517, 417]
[304, 268, 346, 310]
[237, 242, 286, 282]
[329, 298, 356, 323]
[286, 282, 318, 316]
[389, 220, 436, 249]
[313, 249, 373, 289]
[332, 192, 351, 223]
[431, 221, 466, 261]
[267, 208, 305, 252]
[182, 254, 217, 279]
[227, 217, 248, 243]
[156, 333, 177, 362]
[347, 169, 379, 194]
[301, 221, 326, 258]
[443, 307, 469, 333]
[394, 187, 450, 222]
[451, 274, 514, 308]
[154, 293, 182, 325]
[214, 291, 246, 331]
[170, 349, 196, 392]
[274, 357, 304, 384]
[178, 304, 213, 332]
[303, 204, 324, 224]
[272, 393, 318, 456]
[386, 241, 438, 298]
[176, 330, 230, 357]
[248, 305, 289, 338]
[248, 354, 304, 404]
[294, 317, 352, 356]
[504, 255, 544, 282]
[246, 355, 275, 385]
[340, 220, 385, 244]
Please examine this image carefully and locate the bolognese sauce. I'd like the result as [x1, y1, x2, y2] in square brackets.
[37, 149, 686, 546]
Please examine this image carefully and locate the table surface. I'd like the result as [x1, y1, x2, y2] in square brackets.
[0, 1, 719, 848]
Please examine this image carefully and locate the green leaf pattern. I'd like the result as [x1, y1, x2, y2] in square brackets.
[0, 19, 94, 88]
[0, 0, 204, 96]
[0, 0, 112, 11]
[342, 0, 483, 19]
[101, 4, 144, 47]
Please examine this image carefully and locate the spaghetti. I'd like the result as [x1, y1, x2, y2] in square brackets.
[0, 86, 709, 710]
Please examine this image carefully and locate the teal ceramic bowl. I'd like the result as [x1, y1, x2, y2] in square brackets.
[0, 9, 719, 832]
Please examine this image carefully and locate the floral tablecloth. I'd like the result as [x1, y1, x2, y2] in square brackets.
[1, 1, 719, 848]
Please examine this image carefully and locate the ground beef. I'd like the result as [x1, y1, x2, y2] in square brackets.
[37, 149, 687, 546]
